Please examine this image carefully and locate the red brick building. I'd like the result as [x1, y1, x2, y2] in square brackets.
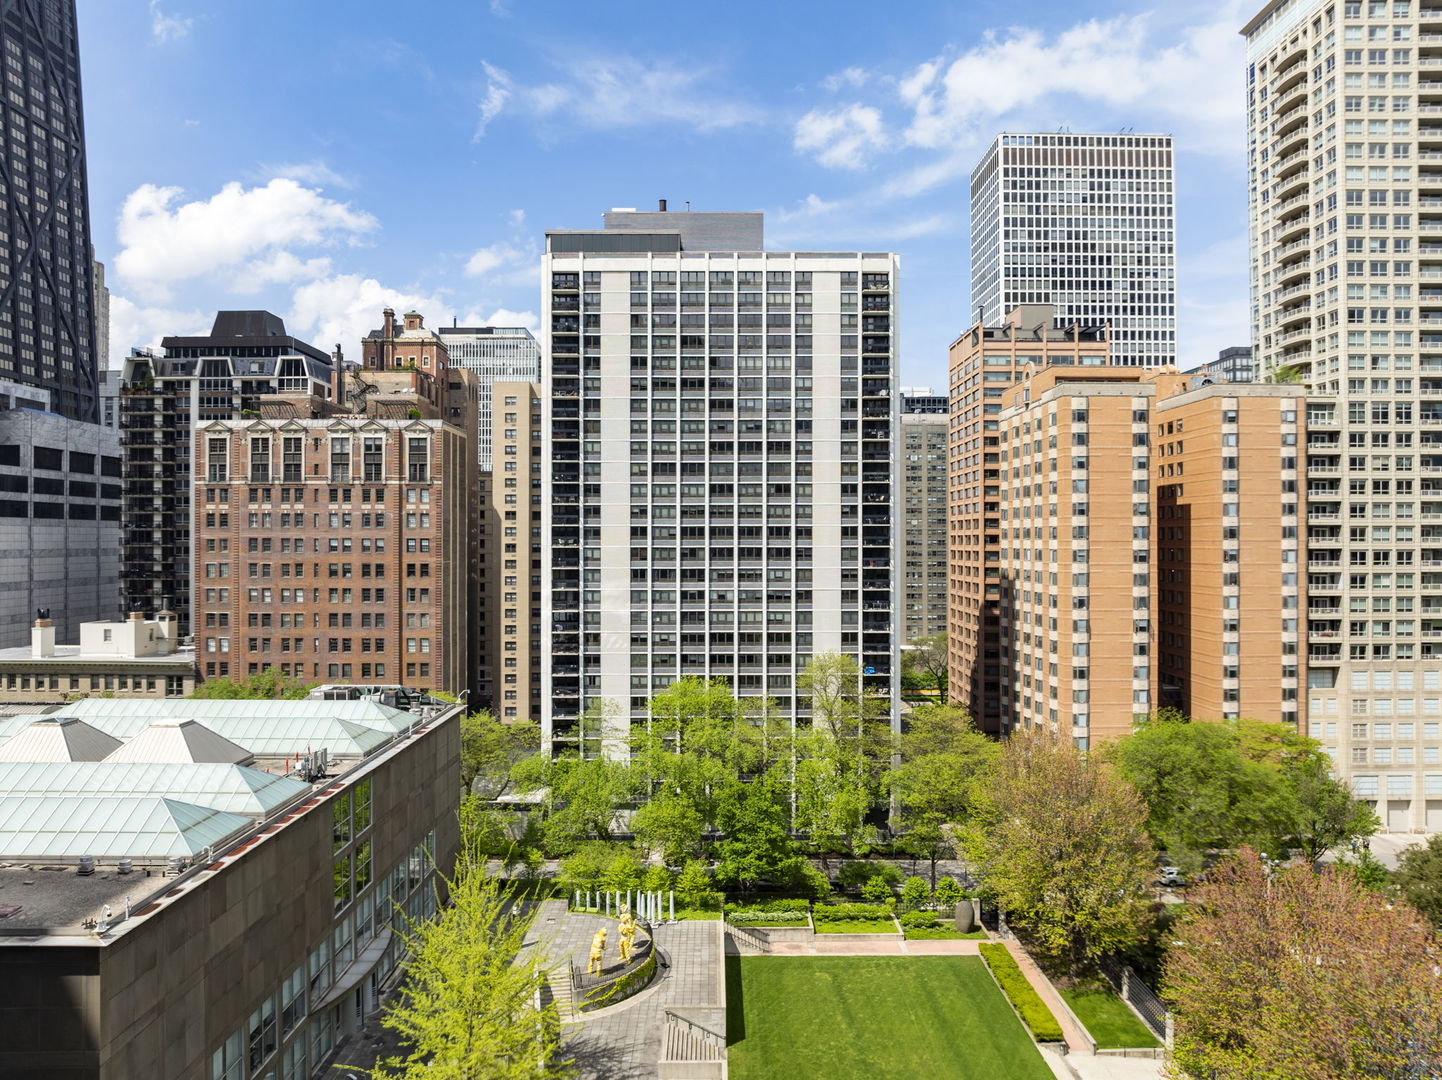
[191, 311, 479, 696]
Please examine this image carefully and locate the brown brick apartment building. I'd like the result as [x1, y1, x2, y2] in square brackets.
[946, 305, 1110, 733]
[191, 311, 479, 697]
[990, 365, 1303, 745]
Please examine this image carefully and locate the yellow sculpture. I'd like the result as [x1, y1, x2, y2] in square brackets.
[618, 906, 637, 963]
[587, 927, 607, 975]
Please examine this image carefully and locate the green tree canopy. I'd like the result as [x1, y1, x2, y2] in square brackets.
[190, 665, 312, 699]
[1395, 834, 1442, 929]
[963, 727, 1155, 972]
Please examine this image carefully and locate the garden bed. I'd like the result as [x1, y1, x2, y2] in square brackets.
[814, 919, 900, 935]
[978, 943, 1064, 1043]
[903, 926, 989, 940]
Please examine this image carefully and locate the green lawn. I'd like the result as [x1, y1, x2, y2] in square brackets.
[1059, 983, 1161, 1049]
[903, 927, 990, 940]
[727, 955, 1055, 1080]
[672, 908, 722, 921]
[813, 919, 899, 934]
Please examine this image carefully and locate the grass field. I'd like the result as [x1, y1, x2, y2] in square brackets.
[1059, 983, 1161, 1049]
[813, 919, 899, 934]
[727, 955, 1055, 1080]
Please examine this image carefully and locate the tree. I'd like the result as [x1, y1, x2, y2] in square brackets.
[1105, 716, 1374, 868]
[934, 876, 965, 907]
[369, 866, 571, 1079]
[191, 665, 312, 699]
[1164, 849, 1442, 1080]
[630, 793, 705, 865]
[888, 704, 998, 885]
[1395, 834, 1442, 929]
[460, 710, 539, 795]
[713, 776, 805, 897]
[900, 633, 948, 696]
[900, 876, 932, 905]
[514, 756, 639, 853]
[962, 727, 1155, 972]
[675, 859, 722, 911]
[1286, 754, 1379, 862]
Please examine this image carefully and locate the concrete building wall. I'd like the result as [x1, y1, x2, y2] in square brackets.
[0, 711, 460, 1080]
[0, 410, 121, 648]
[900, 411, 948, 642]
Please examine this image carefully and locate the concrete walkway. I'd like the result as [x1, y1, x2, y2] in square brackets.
[1004, 940, 1093, 1055]
[559, 918, 723, 1080]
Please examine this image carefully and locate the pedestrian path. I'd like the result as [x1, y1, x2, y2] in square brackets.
[554, 916, 723, 1080]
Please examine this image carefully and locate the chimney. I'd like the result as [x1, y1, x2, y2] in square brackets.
[658, 198, 667, 212]
[382, 307, 396, 338]
[32, 614, 55, 658]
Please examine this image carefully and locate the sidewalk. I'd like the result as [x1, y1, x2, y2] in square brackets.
[1003, 940, 1093, 1055]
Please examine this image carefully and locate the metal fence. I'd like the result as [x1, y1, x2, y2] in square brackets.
[1099, 956, 1169, 1040]
[572, 932, 655, 998]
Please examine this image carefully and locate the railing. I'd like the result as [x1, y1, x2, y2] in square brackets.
[725, 922, 772, 953]
[1099, 957, 1169, 1041]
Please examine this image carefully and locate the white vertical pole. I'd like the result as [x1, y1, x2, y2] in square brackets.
[669, 890, 675, 922]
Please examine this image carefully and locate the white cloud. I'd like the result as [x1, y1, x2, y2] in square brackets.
[258, 160, 356, 189]
[821, 67, 870, 92]
[233, 252, 334, 294]
[113, 179, 378, 301]
[476, 55, 762, 139]
[489, 0, 510, 14]
[461, 307, 539, 331]
[476, 62, 512, 138]
[148, 1, 193, 44]
[465, 242, 528, 277]
[792, 4, 1249, 171]
[794, 104, 888, 170]
[287, 275, 449, 358]
[108, 296, 208, 367]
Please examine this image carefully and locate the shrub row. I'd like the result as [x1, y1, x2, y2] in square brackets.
[811, 902, 893, 923]
[723, 898, 810, 915]
[979, 943, 1064, 1042]
[725, 909, 810, 924]
[898, 910, 939, 929]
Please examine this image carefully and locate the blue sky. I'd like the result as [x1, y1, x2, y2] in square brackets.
[79, 0, 1256, 389]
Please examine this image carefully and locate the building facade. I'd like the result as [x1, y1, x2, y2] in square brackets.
[900, 391, 948, 642]
[541, 206, 900, 756]
[947, 305, 1111, 733]
[485, 380, 542, 722]
[435, 325, 541, 471]
[970, 132, 1177, 368]
[0, 408, 120, 647]
[0, 697, 461, 1080]
[0, 610, 196, 704]
[190, 311, 478, 697]
[0, 0, 98, 423]
[1244, 0, 1442, 829]
[991, 365, 1301, 746]
[118, 313, 335, 636]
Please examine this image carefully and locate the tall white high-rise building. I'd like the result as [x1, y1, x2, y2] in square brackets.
[1244, 0, 1442, 832]
[541, 206, 900, 757]
[970, 132, 1178, 367]
[436, 325, 541, 470]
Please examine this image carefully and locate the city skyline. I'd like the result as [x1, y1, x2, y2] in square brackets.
[75, 0, 1254, 390]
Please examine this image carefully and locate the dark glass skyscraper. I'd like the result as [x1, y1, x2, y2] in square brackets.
[0, 0, 96, 422]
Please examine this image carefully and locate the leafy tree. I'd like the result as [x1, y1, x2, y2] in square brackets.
[793, 654, 892, 857]
[641, 864, 673, 893]
[888, 704, 997, 884]
[861, 875, 896, 903]
[962, 727, 1155, 972]
[600, 848, 643, 892]
[900, 875, 931, 905]
[460, 709, 539, 795]
[714, 776, 805, 897]
[900, 633, 948, 695]
[934, 876, 965, 906]
[369, 866, 571, 1079]
[1286, 754, 1379, 862]
[513, 756, 639, 853]
[675, 859, 722, 911]
[1165, 849, 1442, 1080]
[191, 665, 312, 699]
[1105, 716, 1373, 868]
[630, 792, 705, 864]
[1395, 834, 1442, 929]
[1337, 847, 1394, 893]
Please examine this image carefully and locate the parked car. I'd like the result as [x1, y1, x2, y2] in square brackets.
[1159, 866, 1185, 887]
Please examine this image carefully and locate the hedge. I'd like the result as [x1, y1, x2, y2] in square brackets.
[898, 910, 938, 929]
[724, 898, 811, 915]
[811, 902, 892, 923]
[978, 943, 1064, 1042]
[726, 909, 810, 924]
[581, 950, 657, 1012]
